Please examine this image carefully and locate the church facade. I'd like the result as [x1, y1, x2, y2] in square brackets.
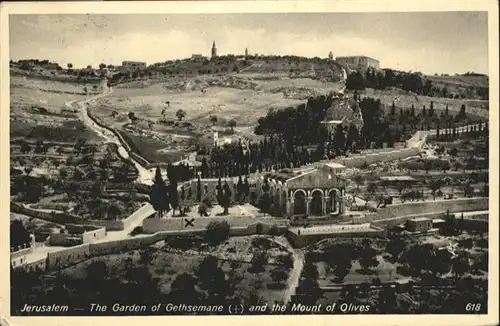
[254, 163, 347, 220]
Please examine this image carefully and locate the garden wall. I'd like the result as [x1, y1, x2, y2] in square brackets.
[371, 211, 447, 229]
[11, 202, 83, 224]
[10, 201, 136, 231]
[142, 215, 284, 233]
[334, 147, 421, 168]
[373, 197, 488, 220]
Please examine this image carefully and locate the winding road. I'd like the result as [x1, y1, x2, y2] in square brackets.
[282, 249, 305, 304]
[67, 87, 156, 185]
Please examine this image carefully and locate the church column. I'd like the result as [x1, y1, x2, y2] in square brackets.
[322, 196, 329, 215]
[287, 198, 294, 218]
[306, 197, 312, 217]
[339, 188, 345, 215]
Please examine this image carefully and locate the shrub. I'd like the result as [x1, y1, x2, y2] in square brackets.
[205, 220, 230, 245]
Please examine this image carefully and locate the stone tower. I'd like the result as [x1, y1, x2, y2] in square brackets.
[245, 47, 248, 57]
[211, 41, 217, 59]
[328, 51, 334, 60]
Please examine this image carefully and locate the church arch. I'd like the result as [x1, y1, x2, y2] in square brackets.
[293, 189, 307, 216]
[327, 188, 342, 215]
[310, 189, 323, 216]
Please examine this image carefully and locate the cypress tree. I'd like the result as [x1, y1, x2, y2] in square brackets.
[196, 175, 202, 201]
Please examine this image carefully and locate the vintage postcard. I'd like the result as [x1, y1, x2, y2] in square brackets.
[1, 1, 498, 326]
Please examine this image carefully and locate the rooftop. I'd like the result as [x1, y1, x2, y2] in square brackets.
[321, 120, 345, 125]
[379, 176, 417, 182]
[336, 55, 378, 61]
[323, 162, 346, 170]
[409, 217, 432, 222]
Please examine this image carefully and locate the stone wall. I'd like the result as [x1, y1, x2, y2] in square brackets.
[11, 201, 129, 231]
[334, 147, 422, 168]
[48, 233, 83, 246]
[46, 244, 90, 270]
[11, 202, 82, 224]
[81, 227, 107, 243]
[34, 219, 287, 272]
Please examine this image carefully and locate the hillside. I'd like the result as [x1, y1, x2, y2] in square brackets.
[424, 74, 489, 100]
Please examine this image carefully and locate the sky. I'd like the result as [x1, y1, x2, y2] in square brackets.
[9, 12, 489, 75]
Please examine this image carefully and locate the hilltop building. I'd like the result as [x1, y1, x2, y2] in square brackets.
[121, 61, 147, 71]
[191, 54, 206, 61]
[245, 48, 249, 57]
[211, 41, 218, 59]
[328, 51, 334, 60]
[335, 56, 379, 71]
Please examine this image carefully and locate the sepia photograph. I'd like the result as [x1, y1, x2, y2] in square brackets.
[1, 1, 498, 325]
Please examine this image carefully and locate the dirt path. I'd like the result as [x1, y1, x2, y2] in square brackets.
[282, 248, 305, 304]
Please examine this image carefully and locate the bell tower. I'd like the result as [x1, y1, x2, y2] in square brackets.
[211, 41, 217, 59]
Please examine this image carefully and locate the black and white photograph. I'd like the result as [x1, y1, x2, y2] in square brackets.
[1, 1, 498, 324]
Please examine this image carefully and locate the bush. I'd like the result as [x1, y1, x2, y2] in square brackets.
[277, 253, 294, 270]
[205, 220, 230, 245]
[129, 226, 143, 236]
[251, 237, 273, 250]
[249, 251, 268, 273]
